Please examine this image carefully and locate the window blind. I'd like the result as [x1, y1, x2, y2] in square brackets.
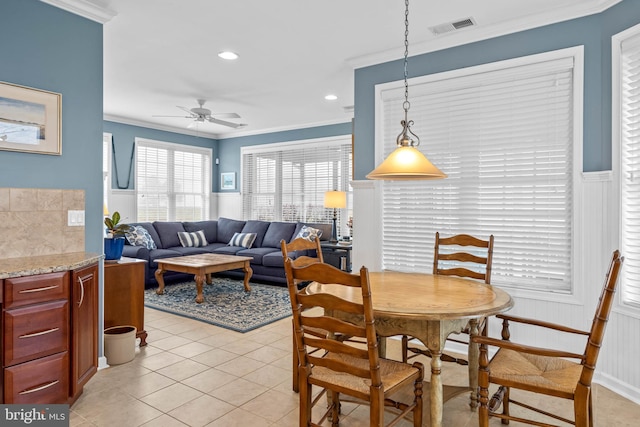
[620, 32, 640, 307]
[135, 138, 211, 222]
[242, 137, 352, 234]
[379, 55, 576, 292]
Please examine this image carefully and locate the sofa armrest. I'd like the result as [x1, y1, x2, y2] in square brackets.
[122, 245, 150, 261]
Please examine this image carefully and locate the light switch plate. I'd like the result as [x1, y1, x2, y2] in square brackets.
[67, 210, 85, 226]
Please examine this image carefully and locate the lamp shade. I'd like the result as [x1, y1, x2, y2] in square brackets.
[366, 145, 447, 180]
[324, 190, 347, 208]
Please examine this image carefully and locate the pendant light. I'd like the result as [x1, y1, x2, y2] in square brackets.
[366, 0, 446, 180]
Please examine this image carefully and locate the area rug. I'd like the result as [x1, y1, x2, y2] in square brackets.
[144, 278, 292, 333]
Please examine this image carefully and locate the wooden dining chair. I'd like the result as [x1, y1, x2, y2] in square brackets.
[401, 232, 494, 365]
[285, 259, 424, 427]
[472, 250, 623, 427]
[282, 237, 326, 393]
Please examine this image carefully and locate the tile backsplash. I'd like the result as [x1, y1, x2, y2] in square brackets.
[0, 188, 85, 259]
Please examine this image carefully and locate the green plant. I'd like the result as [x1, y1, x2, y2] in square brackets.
[104, 211, 132, 238]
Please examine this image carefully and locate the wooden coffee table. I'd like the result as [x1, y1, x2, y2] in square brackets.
[155, 253, 253, 303]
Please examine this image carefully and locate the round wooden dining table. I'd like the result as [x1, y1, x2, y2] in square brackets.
[306, 270, 514, 427]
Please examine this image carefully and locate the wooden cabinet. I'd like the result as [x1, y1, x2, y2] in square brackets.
[104, 258, 147, 346]
[70, 263, 98, 403]
[1, 262, 98, 405]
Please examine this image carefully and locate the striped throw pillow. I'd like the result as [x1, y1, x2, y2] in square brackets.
[177, 230, 208, 247]
[228, 232, 257, 249]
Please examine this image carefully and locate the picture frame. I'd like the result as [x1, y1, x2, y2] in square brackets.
[0, 81, 62, 155]
[221, 172, 236, 190]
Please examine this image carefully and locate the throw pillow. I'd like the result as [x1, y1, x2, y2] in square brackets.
[228, 232, 257, 249]
[295, 225, 323, 241]
[177, 230, 209, 248]
[125, 226, 157, 250]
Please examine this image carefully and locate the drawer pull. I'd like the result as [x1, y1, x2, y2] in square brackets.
[19, 380, 60, 395]
[18, 285, 59, 294]
[19, 328, 60, 339]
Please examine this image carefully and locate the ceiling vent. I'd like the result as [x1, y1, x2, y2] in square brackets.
[429, 17, 476, 36]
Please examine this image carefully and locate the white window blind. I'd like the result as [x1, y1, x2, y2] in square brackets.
[620, 32, 640, 307]
[379, 54, 576, 292]
[242, 137, 352, 233]
[135, 138, 211, 222]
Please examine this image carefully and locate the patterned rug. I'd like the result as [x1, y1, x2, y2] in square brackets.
[144, 277, 292, 333]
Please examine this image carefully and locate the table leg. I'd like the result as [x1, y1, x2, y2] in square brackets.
[468, 318, 480, 410]
[242, 261, 253, 292]
[194, 273, 205, 303]
[155, 267, 166, 295]
[430, 348, 444, 427]
[206, 273, 212, 285]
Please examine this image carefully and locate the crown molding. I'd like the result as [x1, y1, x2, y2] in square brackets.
[348, 0, 622, 70]
[40, 0, 116, 23]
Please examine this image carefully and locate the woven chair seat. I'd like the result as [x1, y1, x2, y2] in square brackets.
[311, 353, 422, 397]
[489, 349, 582, 397]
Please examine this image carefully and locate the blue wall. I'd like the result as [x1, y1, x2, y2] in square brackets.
[103, 121, 218, 189]
[0, 0, 103, 254]
[353, 0, 640, 180]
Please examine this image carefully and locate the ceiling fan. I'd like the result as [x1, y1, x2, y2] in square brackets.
[154, 99, 247, 129]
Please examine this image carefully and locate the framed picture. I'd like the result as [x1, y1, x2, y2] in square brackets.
[221, 172, 236, 190]
[0, 81, 62, 155]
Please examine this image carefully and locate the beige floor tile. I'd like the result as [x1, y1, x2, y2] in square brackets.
[190, 348, 238, 367]
[140, 383, 203, 413]
[240, 389, 299, 423]
[208, 377, 269, 406]
[156, 358, 210, 381]
[181, 367, 238, 393]
[221, 338, 263, 355]
[168, 394, 235, 427]
[139, 414, 188, 427]
[196, 333, 242, 348]
[243, 330, 285, 345]
[269, 334, 292, 351]
[215, 355, 266, 376]
[150, 335, 194, 351]
[145, 329, 173, 342]
[168, 341, 214, 358]
[137, 350, 186, 371]
[178, 328, 216, 341]
[84, 399, 163, 427]
[205, 407, 273, 427]
[244, 345, 289, 364]
[118, 371, 176, 398]
[242, 364, 290, 388]
[162, 320, 204, 335]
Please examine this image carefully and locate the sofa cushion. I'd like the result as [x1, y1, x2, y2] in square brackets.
[262, 251, 288, 268]
[240, 220, 271, 247]
[153, 221, 186, 248]
[236, 247, 281, 265]
[147, 248, 183, 268]
[213, 245, 244, 255]
[171, 246, 210, 256]
[217, 217, 246, 244]
[292, 222, 332, 242]
[178, 230, 208, 247]
[262, 222, 297, 248]
[183, 221, 217, 244]
[295, 225, 323, 241]
[125, 225, 157, 249]
[124, 222, 161, 248]
[228, 232, 257, 248]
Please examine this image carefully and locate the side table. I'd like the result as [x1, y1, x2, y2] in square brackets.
[104, 257, 148, 346]
[320, 242, 352, 272]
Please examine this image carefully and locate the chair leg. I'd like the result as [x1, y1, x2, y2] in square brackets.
[331, 391, 341, 427]
[413, 377, 424, 427]
[401, 335, 409, 363]
[370, 388, 385, 427]
[574, 385, 591, 427]
[300, 379, 312, 426]
[292, 320, 299, 393]
[502, 387, 510, 425]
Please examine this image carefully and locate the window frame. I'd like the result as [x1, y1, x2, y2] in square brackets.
[373, 46, 585, 304]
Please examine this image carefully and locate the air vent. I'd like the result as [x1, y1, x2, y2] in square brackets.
[429, 17, 476, 35]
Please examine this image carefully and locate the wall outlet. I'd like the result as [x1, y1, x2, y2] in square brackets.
[67, 210, 85, 226]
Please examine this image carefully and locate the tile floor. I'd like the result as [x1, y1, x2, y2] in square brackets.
[70, 307, 640, 426]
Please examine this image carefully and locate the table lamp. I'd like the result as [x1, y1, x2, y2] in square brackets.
[324, 190, 346, 243]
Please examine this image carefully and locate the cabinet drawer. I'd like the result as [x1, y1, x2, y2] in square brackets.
[4, 352, 69, 404]
[4, 299, 69, 366]
[4, 272, 69, 309]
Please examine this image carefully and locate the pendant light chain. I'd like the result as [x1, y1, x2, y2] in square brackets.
[403, 0, 410, 114]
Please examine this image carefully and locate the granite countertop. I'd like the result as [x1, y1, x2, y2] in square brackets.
[0, 252, 103, 279]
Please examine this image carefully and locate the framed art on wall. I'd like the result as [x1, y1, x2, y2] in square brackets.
[0, 81, 62, 155]
[221, 172, 236, 190]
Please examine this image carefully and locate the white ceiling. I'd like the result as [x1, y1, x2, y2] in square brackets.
[91, 0, 619, 138]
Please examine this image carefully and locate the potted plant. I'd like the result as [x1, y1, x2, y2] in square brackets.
[104, 211, 132, 261]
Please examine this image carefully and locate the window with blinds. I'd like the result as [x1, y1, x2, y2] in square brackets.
[242, 137, 352, 232]
[378, 50, 580, 293]
[135, 138, 211, 222]
[619, 29, 640, 308]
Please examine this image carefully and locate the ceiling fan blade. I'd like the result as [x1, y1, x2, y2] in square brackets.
[177, 106, 195, 115]
[211, 112, 241, 119]
[207, 117, 248, 129]
[152, 115, 192, 118]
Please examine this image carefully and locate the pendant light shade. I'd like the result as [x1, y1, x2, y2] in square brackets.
[366, 145, 446, 180]
[367, 0, 446, 181]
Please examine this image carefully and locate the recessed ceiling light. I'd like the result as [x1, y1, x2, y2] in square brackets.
[218, 51, 238, 60]
[325, 94, 338, 101]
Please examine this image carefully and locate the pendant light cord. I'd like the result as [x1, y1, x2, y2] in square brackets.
[403, 0, 410, 114]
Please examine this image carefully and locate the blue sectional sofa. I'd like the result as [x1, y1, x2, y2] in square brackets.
[121, 217, 332, 287]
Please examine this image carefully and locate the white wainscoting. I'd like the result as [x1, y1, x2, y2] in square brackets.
[217, 192, 243, 219]
[351, 174, 640, 404]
